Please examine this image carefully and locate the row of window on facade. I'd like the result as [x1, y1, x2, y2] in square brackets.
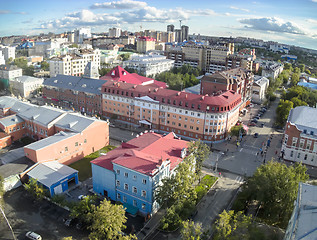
[116, 181, 147, 197]
[116, 169, 147, 184]
[290, 151, 315, 162]
[289, 136, 317, 151]
[116, 193, 146, 210]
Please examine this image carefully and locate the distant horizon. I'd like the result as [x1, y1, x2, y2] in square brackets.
[0, 0, 316, 50]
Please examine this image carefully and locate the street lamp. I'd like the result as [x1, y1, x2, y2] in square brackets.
[215, 152, 224, 173]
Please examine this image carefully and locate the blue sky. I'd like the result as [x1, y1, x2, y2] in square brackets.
[0, 0, 317, 49]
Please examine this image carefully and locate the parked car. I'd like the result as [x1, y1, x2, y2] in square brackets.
[26, 231, 42, 240]
[78, 195, 87, 200]
[251, 119, 258, 123]
[76, 221, 87, 230]
[261, 123, 265, 128]
[64, 218, 77, 227]
[248, 122, 256, 126]
[254, 116, 260, 120]
[261, 107, 267, 111]
[254, 133, 259, 138]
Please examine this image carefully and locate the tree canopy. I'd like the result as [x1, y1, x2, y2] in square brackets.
[24, 178, 47, 201]
[181, 220, 205, 240]
[243, 161, 308, 227]
[187, 140, 210, 175]
[213, 210, 265, 240]
[70, 195, 97, 225]
[275, 100, 293, 127]
[87, 199, 130, 240]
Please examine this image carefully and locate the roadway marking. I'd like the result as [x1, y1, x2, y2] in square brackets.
[239, 148, 243, 152]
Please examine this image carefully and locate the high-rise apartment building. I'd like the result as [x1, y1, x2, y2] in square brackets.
[109, 27, 122, 38]
[167, 24, 175, 32]
[181, 25, 189, 42]
[136, 37, 156, 53]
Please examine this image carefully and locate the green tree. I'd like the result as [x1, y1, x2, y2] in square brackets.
[213, 210, 263, 240]
[283, 63, 293, 72]
[41, 61, 49, 71]
[290, 97, 308, 108]
[243, 161, 308, 227]
[69, 44, 78, 48]
[298, 64, 305, 73]
[70, 195, 97, 225]
[291, 73, 300, 86]
[24, 178, 47, 201]
[120, 53, 130, 61]
[87, 199, 129, 240]
[62, 237, 73, 240]
[24, 65, 35, 76]
[99, 68, 112, 76]
[181, 220, 205, 240]
[155, 157, 197, 207]
[187, 140, 210, 176]
[275, 100, 293, 127]
[230, 125, 245, 138]
[5, 57, 13, 65]
[14, 57, 28, 69]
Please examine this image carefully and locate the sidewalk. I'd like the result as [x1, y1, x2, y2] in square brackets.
[136, 208, 166, 240]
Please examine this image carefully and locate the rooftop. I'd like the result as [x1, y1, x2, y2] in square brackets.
[10, 75, 43, 83]
[91, 132, 188, 176]
[0, 114, 24, 127]
[288, 106, 317, 132]
[27, 161, 78, 187]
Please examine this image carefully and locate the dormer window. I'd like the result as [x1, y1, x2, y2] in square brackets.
[303, 129, 307, 134]
[111, 71, 115, 76]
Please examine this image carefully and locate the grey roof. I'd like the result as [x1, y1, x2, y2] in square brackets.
[10, 100, 34, 113]
[43, 74, 107, 95]
[27, 161, 78, 187]
[0, 64, 21, 71]
[284, 183, 317, 240]
[0, 114, 24, 127]
[54, 112, 96, 132]
[24, 131, 79, 151]
[0, 96, 21, 109]
[184, 83, 201, 95]
[18, 105, 65, 126]
[253, 76, 269, 87]
[288, 106, 317, 134]
[11, 75, 43, 83]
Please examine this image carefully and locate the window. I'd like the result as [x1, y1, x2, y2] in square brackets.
[142, 204, 146, 210]
[297, 153, 300, 158]
[84, 139, 87, 143]
[65, 147, 68, 152]
[299, 139, 305, 148]
[116, 180, 120, 187]
[307, 141, 312, 150]
[133, 175, 137, 181]
[116, 169, 120, 175]
[123, 196, 127, 202]
[124, 183, 128, 190]
[304, 154, 308, 160]
[290, 151, 293, 157]
[133, 187, 137, 194]
[142, 190, 146, 198]
[133, 200, 137, 207]
[75, 142, 78, 147]
[124, 172, 128, 178]
[117, 193, 121, 200]
[142, 179, 147, 184]
[292, 137, 297, 147]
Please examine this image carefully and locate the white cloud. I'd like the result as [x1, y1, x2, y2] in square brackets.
[230, 6, 250, 13]
[239, 17, 306, 35]
[39, 5, 217, 30]
[90, 0, 147, 9]
[307, 18, 317, 25]
[312, 0, 317, 2]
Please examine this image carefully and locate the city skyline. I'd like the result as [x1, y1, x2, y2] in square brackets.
[0, 0, 316, 50]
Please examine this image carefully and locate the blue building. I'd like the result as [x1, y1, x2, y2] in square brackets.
[27, 161, 78, 196]
[91, 132, 188, 216]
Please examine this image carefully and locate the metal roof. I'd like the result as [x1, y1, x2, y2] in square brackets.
[24, 131, 79, 151]
[0, 114, 24, 127]
[27, 161, 78, 187]
[43, 75, 106, 95]
[0, 96, 21, 109]
[10, 76, 44, 83]
[288, 106, 317, 133]
[54, 112, 96, 132]
[284, 183, 317, 240]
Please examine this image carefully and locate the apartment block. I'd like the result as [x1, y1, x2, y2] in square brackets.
[102, 81, 241, 142]
[49, 49, 100, 77]
[9, 76, 44, 98]
[281, 106, 317, 167]
[92, 36, 135, 49]
[0, 64, 22, 80]
[137, 37, 156, 53]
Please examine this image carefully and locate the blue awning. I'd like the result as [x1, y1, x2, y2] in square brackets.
[123, 203, 138, 215]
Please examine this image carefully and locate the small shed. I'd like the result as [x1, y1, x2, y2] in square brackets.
[27, 161, 79, 196]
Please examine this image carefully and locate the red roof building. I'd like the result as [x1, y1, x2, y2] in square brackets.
[100, 66, 167, 88]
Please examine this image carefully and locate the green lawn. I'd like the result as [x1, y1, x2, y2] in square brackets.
[69, 145, 116, 181]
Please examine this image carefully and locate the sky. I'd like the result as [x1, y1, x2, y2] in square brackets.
[0, 0, 317, 50]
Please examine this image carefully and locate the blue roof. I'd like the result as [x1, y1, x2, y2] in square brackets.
[298, 82, 317, 90]
[44, 75, 107, 95]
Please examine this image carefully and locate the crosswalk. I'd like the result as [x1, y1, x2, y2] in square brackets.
[239, 144, 260, 156]
[235, 176, 245, 184]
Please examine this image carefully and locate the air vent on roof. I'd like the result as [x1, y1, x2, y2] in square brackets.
[148, 88, 151, 92]
[133, 85, 137, 89]
[177, 92, 181, 96]
[201, 96, 205, 100]
[69, 82, 72, 85]
[54, 80, 58, 83]
[82, 84, 87, 88]
[154, 88, 158, 92]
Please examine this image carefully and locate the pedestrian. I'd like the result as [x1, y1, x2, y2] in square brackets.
[275, 150, 278, 155]
[219, 172, 222, 178]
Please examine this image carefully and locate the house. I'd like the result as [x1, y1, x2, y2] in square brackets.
[27, 161, 79, 196]
[284, 182, 317, 240]
[9, 76, 44, 98]
[91, 132, 188, 216]
[262, 62, 283, 80]
[252, 76, 269, 103]
[281, 106, 317, 167]
[0, 64, 22, 80]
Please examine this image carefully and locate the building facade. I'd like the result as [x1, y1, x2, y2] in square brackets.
[9, 76, 44, 98]
[281, 106, 317, 167]
[252, 76, 269, 104]
[91, 132, 188, 216]
[0, 65, 22, 80]
[200, 68, 254, 107]
[49, 49, 100, 77]
[0, 46, 15, 60]
[102, 81, 241, 142]
[122, 54, 174, 77]
[137, 37, 156, 53]
[262, 62, 284, 80]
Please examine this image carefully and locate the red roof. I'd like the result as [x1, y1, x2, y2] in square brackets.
[100, 66, 167, 88]
[91, 132, 188, 176]
[138, 36, 156, 41]
[102, 80, 241, 113]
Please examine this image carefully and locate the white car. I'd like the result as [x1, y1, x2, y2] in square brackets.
[78, 195, 86, 200]
[26, 231, 42, 240]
